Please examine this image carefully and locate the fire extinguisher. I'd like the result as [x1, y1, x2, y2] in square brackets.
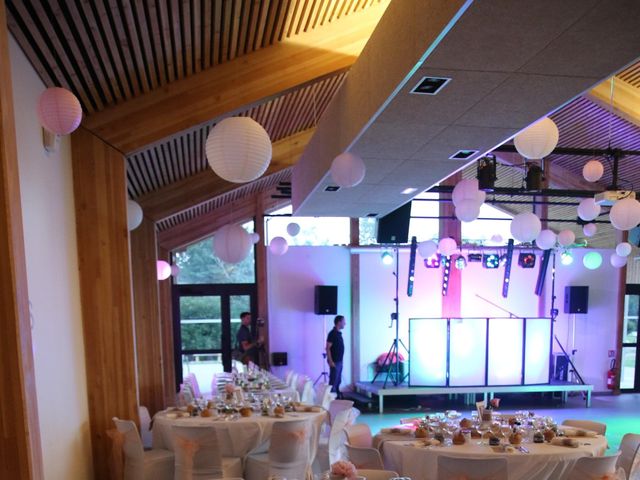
[607, 359, 616, 390]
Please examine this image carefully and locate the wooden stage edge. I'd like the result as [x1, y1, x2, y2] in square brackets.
[354, 381, 594, 413]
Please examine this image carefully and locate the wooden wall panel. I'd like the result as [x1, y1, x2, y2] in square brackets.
[255, 194, 269, 367]
[158, 246, 176, 406]
[0, 2, 43, 477]
[71, 127, 138, 479]
[130, 216, 164, 415]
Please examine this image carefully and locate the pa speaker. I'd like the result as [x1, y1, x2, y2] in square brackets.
[553, 354, 569, 381]
[314, 285, 337, 315]
[564, 286, 589, 314]
[376, 202, 412, 244]
[271, 352, 288, 366]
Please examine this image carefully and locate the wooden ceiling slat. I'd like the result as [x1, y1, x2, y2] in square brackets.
[319, 0, 334, 25]
[212, 1, 223, 65]
[127, 1, 156, 91]
[155, 0, 174, 83]
[107, 1, 146, 96]
[169, 1, 183, 80]
[293, 0, 309, 36]
[254, 0, 271, 50]
[274, 0, 290, 41]
[228, 0, 242, 60]
[221, 0, 233, 62]
[201, 0, 212, 69]
[144, 0, 167, 87]
[236, 0, 251, 57]
[192, 0, 202, 73]
[180, 0, 193, 76]
[263, 0, 280, 46]
[310, 0, 325, 29]
[284, 0, 301, 37]
[246, 0, 262, 53]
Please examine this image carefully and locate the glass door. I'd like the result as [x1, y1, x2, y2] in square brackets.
[622, 285, 640, 391]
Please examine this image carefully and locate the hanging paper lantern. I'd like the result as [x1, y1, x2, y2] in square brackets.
[206, 117, 272, 183]
[250, 232, 260, 244]
[616, 242, 632, 257]
[557, 229, 576, 247]
[583, 223, 597, 237]
[452, 179, 486, 207]
[610, 253, 628, 268]
[535, 229, 557, 250]
[286, 222, 301, 237]
[269, 236, 289, 255]
[330, 152, 366, 188]
[438, 237, 458, 257]
[455, 199, 481, 222]
[490, 234, 503, 243]
[37, 87, 83, 135]
[156, 260, 171, 281]
[510, 212, 542, 243]
[577, 198, 601, 222]
[583, 160, 604, 182]
[170, 264, 180, 277]
[127, 199, 143, 231]
[513, 117, 559, 159]
[583, 251, 603, 270]
[212, 224, 252, 263]
[609, 197, 640, 231]
[417, 240, 438, 258]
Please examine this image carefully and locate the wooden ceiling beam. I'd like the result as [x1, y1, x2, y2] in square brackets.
[138, 128, 313, 222]
[588, 77, 640, 129]
[83, 3, 389, 154]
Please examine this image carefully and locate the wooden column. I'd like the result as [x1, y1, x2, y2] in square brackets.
[130, 216, 164, 415]
[0, 2, 44, 477]
[440, 174, 462, 318]
[349, 218, 361, 383]
[71, 127, 138, 479]
[255, 194, 270, 367]
[614, 229, 628, 395]
[158, 246, 176, 406]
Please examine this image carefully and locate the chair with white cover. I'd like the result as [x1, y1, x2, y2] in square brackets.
[301, 379, 316, 404]
[345, 444, 384, 470]
[296, 375, 309, 397]
[112, 417, 174, 480]
[328, 399, 354, 425]
[171, 425, 243, 480]
[437, 456, 508, 480]
[284, 369, 294, 386]
[346, 424, 373, 448]
[314, 408, 352, 473]
[316, 383, 336, 410]
[618, 433, 640, 479]
[567, 452, 625, 480]
[356, 470, 398, 480]
[186, 373, 202, 398]
[139, 406, 153, 450]
[244, 418, 312, 480]
[561, 419, 607, 435]
[289, 372, 299, 390]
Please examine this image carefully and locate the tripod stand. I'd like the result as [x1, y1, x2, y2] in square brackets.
[314, 314, 330, 385]
[372, 247, 409, 388]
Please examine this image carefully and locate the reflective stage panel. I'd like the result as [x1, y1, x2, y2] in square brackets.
[449, 318, 487, 386]
[409, 318, 448, 386]
[524, 317, 552, 384]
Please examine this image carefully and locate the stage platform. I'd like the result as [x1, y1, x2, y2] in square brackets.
[354, 381, 594, 413]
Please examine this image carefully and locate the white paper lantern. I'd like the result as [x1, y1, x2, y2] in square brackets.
[609, 197, 640, 231]
[269, 236, 289, 255]
[583, 160, 604, 182]
[170, 264, 181, 277]
[583, 223, 597, 237]
[455, 199, 481, 222]
[535, 229, 557, 250]
[206, 117, 272, 183]
[490, 234, 503, 243]
[616, 242, 632, 257]
[330, 152, 366, 188]
[438, 237, 458, 257]
[37, 87, 83, 135]
[577, 198, 601, 222]
[156, 260, 171, 281]
[510, 212, 542, 243]
[250, 232, 260, 244]
[212, 224, 252, 263]
[610, 253, 628, 268]
[514, 117, 559, 159]
[452, 179, 486, 207]
[286, 222, 301, 237]
[417, 240, 438, 258]
[557, 229, 576, 247]
[127, 199, 143, 231]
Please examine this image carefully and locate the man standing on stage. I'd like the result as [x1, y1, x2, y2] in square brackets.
[326, 315, 346, 399]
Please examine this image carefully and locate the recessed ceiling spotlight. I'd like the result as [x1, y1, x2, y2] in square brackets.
[410, 76, 451, 95]
[401, 187, 418, 195]
[449, 149, 479, 160]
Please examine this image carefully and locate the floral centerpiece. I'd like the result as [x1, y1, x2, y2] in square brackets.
[330, 461, 357, 480]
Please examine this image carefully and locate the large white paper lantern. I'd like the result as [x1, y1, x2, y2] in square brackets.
[438, 237, 458, 257]
[535, 229, 557, 250]
[557, 229, 576, 247]
[616, 242, 632, 257]
[455, 199, 481, 222]
[510, 212, 542, 243]
[330, 152, 366, 188]
[583, 223, 597, 237]
[156, 260, 171, 280]
[610, 253, 628, 268]
[577, 198, 601, 222]
[417, 240, 438, 258]
[269, 236, 289, 255]
[206, 117, 272, 183]
[583, 160, 604, 182]
[37, 87, 82, 135]
[452, 179, 486, 207]
[212, 224, 252, 263]
[127, 199, 143, 231]
[286, 222, 301, 237]
[514, 117, 559, 159]
[609, 197, 640, 231]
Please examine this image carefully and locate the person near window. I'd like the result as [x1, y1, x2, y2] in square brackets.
[326, 315, 346, 399]
[236, 312, 262, 365]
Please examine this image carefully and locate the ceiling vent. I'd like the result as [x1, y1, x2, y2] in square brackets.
[324, 185, 340, 192]
[449, 149, 478, 160]
[410, 76, 451, 95]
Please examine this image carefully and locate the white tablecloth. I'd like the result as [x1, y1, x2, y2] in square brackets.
[381, 436, 608, 480]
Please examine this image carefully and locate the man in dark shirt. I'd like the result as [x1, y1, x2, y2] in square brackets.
[236, 311, 262, 365]
[326, 315, 346, 399]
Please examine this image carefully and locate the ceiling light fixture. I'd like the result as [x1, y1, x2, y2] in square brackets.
[402, 187, 418, 195]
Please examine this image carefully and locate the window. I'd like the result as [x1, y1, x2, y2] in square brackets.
[264, 205, 350, 246]
[461, 202, 513, 244]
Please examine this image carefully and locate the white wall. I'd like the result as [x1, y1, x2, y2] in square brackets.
[10, 36, 93, 479]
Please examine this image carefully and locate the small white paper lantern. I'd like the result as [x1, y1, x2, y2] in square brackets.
[438, 237, 458, 257]
[250, 232, 260, 244]
[170, 264, 180, 277]
[330, 152, 366, 188]
[452, 179, 486, 207]
[418, 240, 438, 258]
[455, 199, 481, 222]
[510, 212, 542, 243]
[616, 242, 632, 257]
[577, 198, 601, 222]
[490, 234, 503, 243]
[127, 199, 143, 231]
[286, 222, 301, 237]
[535, 229, 557, 250]
[269, 236, 289, 255]
[557, 229, 576, 247]
[583, 251, 603, 270]
[206, 117, 272, 183]
[583, 223, 597, 237]
[514, 117, 559, 159]
[156, 260, 171, 281]
[37, 87, 83, 135]
[609, 197, 640, 231]
[212, 224, 252, 263]
[610, 253, 628, 268]
[583, 160, 604, 182]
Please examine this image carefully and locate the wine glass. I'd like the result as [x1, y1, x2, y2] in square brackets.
[477, 423, 489, 445]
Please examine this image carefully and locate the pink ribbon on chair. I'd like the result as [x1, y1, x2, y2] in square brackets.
[107, 429, 125, 480]
[175, 435, 201, 473]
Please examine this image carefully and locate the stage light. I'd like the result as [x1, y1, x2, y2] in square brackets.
[525, 163, 544, 190]
[560, 250, 574, 265]
[454, 255, 467, 270]
[535, 250, 551, 296]
[482, 253, 500, 269]
[502, 239, 514, 298]
[518, 252, 537, 268]
[477, 155, 497, 191]
[424, 254, 441, 268]
[381, 251, 394, 265]
[407, 236, 417, 296]
[468, 253, 482, 263]
[442, 256, 452, 296]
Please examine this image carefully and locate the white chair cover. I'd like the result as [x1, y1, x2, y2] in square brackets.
[301, 379, 316, 404]
[561, 419, 607, 435]
[619, 433, 640, 479]
[316, 383, 336, 410]
[437, 456, 508, 480]
[357, 469, 399, 480]
[568, 452, 624, 480]
[186, 373, 202, 398]
[172, 425, 243, 480]
[290, 373, 299, 390]
[112, 417, 174, 480]
[314, 407, 352, 473]
[346, 424, 373, 448]
[346, 444, 384, 470]
[329, 400, 354, 425]
[284, 369, 294, 386]
[296, 375, 309, 397]
[139, 406, 153, 450]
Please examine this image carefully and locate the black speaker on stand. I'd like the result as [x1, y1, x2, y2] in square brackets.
[314, 286, 337, 315]
[564, 286, 589, 314]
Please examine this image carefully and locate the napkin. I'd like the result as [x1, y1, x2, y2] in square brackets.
[562, 427, 598, 437]
[550, 437, 580, 448]
[381, 427, 413, 435]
